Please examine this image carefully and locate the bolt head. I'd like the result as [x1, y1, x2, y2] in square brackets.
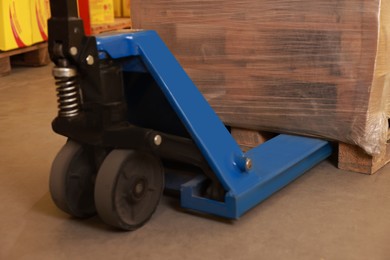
[69, 47, 78, 56]
[245, 158, 252, 171]
[153, 135, 162, 146]
[86, 55, 94, 65]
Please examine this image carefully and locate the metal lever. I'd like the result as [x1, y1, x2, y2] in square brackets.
[50, 0, 78, 19]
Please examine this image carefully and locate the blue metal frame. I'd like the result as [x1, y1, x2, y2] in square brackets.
[96, 30, 332, 219]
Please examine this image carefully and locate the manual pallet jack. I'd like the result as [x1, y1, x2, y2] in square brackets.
[48, 0, 332, 230]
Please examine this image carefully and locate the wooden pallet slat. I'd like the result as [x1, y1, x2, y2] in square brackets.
[338, 142, 390, 174]
[0, 56, 11, 77]
[231, 128, 275, 152]
[0, 42, 50, 77]
[91, 18, 132, 35]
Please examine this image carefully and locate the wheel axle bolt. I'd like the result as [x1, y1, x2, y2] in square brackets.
[135, 183, 144, 194]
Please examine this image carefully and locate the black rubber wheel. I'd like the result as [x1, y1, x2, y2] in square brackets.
[94, 150, 164, 231]
[49, 140, 98, 218]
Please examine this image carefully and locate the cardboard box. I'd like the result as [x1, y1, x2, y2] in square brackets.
[89, 0, 115, 25]
[132, 0, 390, 155]
[122, 0, 130, 17]
[31, 0, 51, 44]
[0, 0, 32, 51]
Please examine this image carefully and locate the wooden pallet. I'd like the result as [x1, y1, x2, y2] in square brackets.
[231, 128, 390, 175]
[91, 18, 132, 35]
[0, 42, 50, 77]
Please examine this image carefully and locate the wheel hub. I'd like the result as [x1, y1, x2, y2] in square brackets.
[130, 177, 148, 201]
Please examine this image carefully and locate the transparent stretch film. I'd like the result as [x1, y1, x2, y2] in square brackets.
[132, 0, 390, 155]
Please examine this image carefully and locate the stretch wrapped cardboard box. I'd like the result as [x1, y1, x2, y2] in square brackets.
[0, 0, 50, 51]
[0, 0, 32, 51]
[31, 0, 51, 44]
[89, 0, 114, 25]
[132, 0, 390, 155]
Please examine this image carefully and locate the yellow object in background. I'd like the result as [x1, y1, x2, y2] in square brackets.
[113, 0, 122, 17]
[122, 0, 130, 17]
[0, 0, 32, 51]
[89, 0, 115, 25]
[31, 0, 51, 44]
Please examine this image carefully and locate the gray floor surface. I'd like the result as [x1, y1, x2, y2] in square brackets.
[1, 66, 390, 259]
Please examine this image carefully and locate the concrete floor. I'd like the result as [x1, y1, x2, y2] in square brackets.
[1, 65, 390, 259]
